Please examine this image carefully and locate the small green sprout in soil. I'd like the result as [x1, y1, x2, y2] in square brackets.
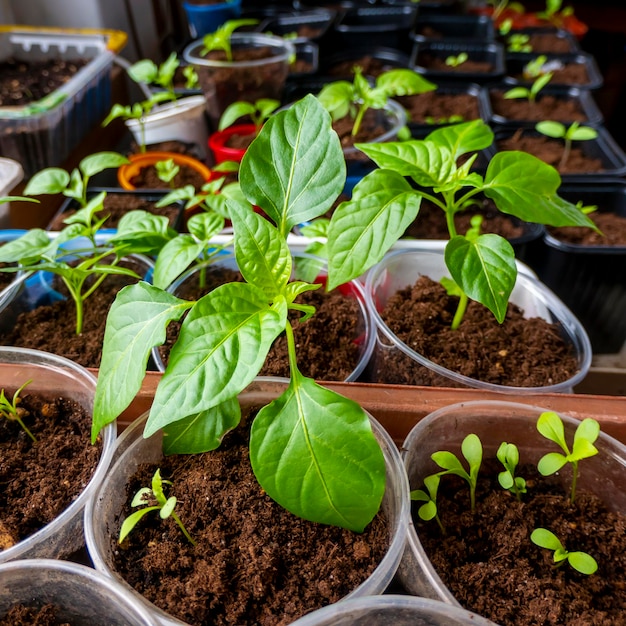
[530, 527, 598, 575]
[536, 411, 599, 504]
[497, 441, 527, 501]
[218, 98, 280, 133]
[119, 468, 196, 546]
[155, 158, 180, 189]
[504, 72, 553, 105]
[200, 19, 259, 62]
[431, 433, 482, 512]
[535, 120, 599, 170]
[425, 115, 464, 125]
[0, 380, 35, 442]
[411, 473, 445, 534]
[128, 51, 197, 101]
[445, 53, 468, 68]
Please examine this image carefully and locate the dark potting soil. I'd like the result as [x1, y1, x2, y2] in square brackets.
[225, 128, 258, 150]
[497, 129, 605, 174]
[416, 54, 494, 75]
[0, 58, 87, 106]
[513, 62, 589, 86]
[415, 464, 626, 625]
[158, 266, 364, 381]
[371, 275, 579, 388]
[396, 91, 481, 125]
[490, 91, 588, 123]
[525, 32, 577, 53]
[332, 109, 393, 157]
[0, 604, 70, 626]
[0, 389, 101, 551]
[0, 261, 146, 369]
[327, 55, 405, 78]
[47, 193, 181, 231]
[402, 197, 527, 240]
[548, 212, 626, 246]
[129, 163, 206, 191]
[112, 407, 389, 626]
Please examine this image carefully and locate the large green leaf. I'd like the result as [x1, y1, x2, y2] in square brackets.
[24, 168, 69, 196]
[111, 210, 176, 255]
[162, 397, 241, 454]
[425, 119, 494, 161]
[0, 229, 52, 263]
[145, 282, 287, 436]
[376, 69, 436, 97]
[355, 141, 455, 188]
[483, 151, 596, 228]
[239, 94, 345, 236]
[79, 152, 129, 177]
[153, 235, 204, 289]
[250, 376, 386, 531]
[327, 170, 420, 290]
[229, 199, 291, 298]
[92, 282, 192, 441]
[444, 234, 517, 323]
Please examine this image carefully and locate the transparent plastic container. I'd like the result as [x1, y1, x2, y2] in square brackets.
[0, 156, 23, 228]
[0, 559, 159, 626]
[183, 33, 294, 127]
[289, 594, 497, 625]
[364, 249, 592, 393]
[398, 400, 626, 603]
[85, 379, 410, 626]
[151, 253, 376, 383]
[0, 346, 116, 563]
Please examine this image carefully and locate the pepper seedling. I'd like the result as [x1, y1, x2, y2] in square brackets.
[218, 98, 280, 133]
[0, 380, 35, 443]
[536, 411, 599, 504]
[200, 19, 259, 62]
[324, 118, 596, 327]
[497, 442, 527, 501]
[504, 72, 553, 105]
[127, 51, 198, 101]
[93, 94, 387, 533]
[155, 158, 180, 189]
[317, 66, 436, 137]
[119, 468, 196, 545]
[445, 52, 468, 68]
[530, 528, 597, 575]
[535, 120, 599, 170]
[431, 433, 482, 512]
[410, 473, 445, 534]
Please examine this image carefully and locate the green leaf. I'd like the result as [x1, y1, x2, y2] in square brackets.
[498, 471, 514, 489]
[92, 283, 193, 441]
[111, 210, 176, 255]
[79, 152, 129, 177]
[483, 151, 596, 228]
[24, 168, 70, 195]
[131, 487, 151, 507]
[432, 450, 466, 473]
[537, 411, 568, 450]
[537, 451, 568, 476]
[569, 551, 598, 575]
[536, 120, 565, 138]
[0, 229, 52, 263]
[503, 87, 529, 99]
[229, 198, 291, 297]
[356, 141, 456, 188]
[462, 433, 482, 471]
[250, 376, 385, 531]
[425, 119, 494, 160]
[418, 500, 437, 521]
[127, 58, 158, 85]
[240, 94, 345, 236]
[444, 234, 516, 323]
[162, 397, 241, 454]
[376, 69, 436, 97]
[119, 507, 159, 543]
[327, 170, 420, 290]
[569, 126, 598, 141]
[153, 235, 204, 289]
[317, 80, 354, 120]
[187, 211, 225, 242]
[574, 418, 600, 448]
[219, 101, 257, 131]
[145, 282, 287, 437]
[571, 437, 598, 462]
[160, 496, 177, 519]
[531, 527, 562, 551]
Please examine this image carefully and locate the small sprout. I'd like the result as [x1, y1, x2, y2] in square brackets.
[424, 114, 464, 125]
[536, 411, 599, 504]
[119, 468, 196, 545]
[218, 98, 280, 133]
[507, 33, 532, 53]
[445, 52, 468, 68]
[575, 199, 597, 215]
[432, 433, 482, 512]
[535, 120, 598, 170]
[411, 473, 445, 534]
[531, 528, 598, 575]
[504, 73, 553, 104]
[200, 19, 259, 62]
[0, 380, 35, 442]
[182, 65, 199, 89]
[497, 442, 526, 501]
[155, 158, 180, 188]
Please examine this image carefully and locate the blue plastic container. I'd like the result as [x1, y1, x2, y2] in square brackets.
[182, 0, 243, 38]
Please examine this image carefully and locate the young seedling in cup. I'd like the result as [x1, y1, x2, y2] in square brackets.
[535, 120, 599, 170]
[0, 380, 35, 443]
[530, 528, 598, 574]
[497, 442, 527, 501]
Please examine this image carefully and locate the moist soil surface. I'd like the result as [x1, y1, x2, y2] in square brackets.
[415, 463, 626, 626]
[224, 128, 258, 150]
[47, 192, 182, 230]
[0, 389, 101, 552]
[129, 162, 206, 191]
[0, 58, 87, 106]
[326, 55, 407, 78]
[548, 211, 626, 245]
[396, 91, 481, 125]
[370, 275, 580, 388]
[496, 129, 605, 175]
[157, 266, 364, 381]
[490, 90, 588, 123]
[0, 259, 147, 369]
[505, 31, 577, 54]
[416, 54, 494, 75]
[112, 407, 389, 626]
[512, 62, 590, 86]
[332, 109, 395, 160]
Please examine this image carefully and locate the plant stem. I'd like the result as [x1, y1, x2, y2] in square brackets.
[451, 292, 468, 331]
[285, 321, 300, 381]
[570, 460, 578, 504]
[16, 416, 37, 443]
[558, 137, 572, 171]
[172, 512, 197, 546]
[351, 104, 366, 137]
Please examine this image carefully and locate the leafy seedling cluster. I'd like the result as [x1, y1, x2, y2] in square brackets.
[535, 120, 598, 170]
[200, 19, 259, 62]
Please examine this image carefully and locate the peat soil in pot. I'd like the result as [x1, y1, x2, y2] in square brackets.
[0, 390, 101, 551]
[129, 163, 206, 191]
[112, 406, 389, 626]
[416, 461, 626, 625]
[547, 212, 626, 245]
[372, 276, 579, 388]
